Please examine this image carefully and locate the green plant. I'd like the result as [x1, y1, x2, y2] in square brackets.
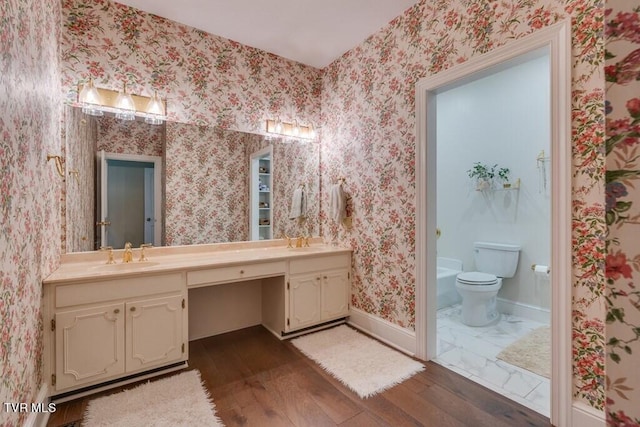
[467, 162, 497, 181]
[497, 167, 510, 182]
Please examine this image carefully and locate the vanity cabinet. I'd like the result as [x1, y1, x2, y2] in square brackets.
[45, 272, 188, 394]
[287, 253, 350, 332]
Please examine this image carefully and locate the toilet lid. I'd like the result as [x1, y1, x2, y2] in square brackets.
[457, 272, 498, 285]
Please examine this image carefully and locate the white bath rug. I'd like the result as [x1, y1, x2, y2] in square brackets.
[497, 326, 551, 378]
[83, 370, 223, 426]
[291, 325, 424, 398]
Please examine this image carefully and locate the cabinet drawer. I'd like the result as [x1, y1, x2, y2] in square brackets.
[55, 273, 184, 308]
[289, 254, 350, 275]
[187, 261, 286, 287]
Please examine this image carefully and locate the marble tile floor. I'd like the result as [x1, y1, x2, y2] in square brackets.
[434, 304, 551, 418]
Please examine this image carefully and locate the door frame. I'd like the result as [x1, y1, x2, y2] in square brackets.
[414, 21, 572, 426]
[98, 151, 163, 248]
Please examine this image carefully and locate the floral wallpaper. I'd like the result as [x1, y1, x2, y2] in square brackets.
[271, 139, 321, 240]
[320, 0, 607, 410]
[60, 0, 322, 134]
[604, 0, 640, 424]
[64, 106, 97, 252]
[165, 124, 320, 245]
[95, 115, 164, 157]
[165, 124, 249, 245]
[0, 0, 61, 426]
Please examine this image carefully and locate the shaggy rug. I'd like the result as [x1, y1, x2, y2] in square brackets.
[83, 370, 222, 426]
[291, 325, 424, 398]
[497, 326, 551, 378]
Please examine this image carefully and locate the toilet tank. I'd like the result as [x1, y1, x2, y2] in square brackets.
[473, 241, 521, 278]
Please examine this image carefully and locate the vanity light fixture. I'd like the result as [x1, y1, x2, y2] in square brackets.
[144, 91, 166, 125]
[114, 83, 136, 121]
[274, 117, 284, 134]
[292, 119, 300, 137]
[266, 118, 316, 140]
[76, 80, 167, 125]
[78, 78, 104, 117]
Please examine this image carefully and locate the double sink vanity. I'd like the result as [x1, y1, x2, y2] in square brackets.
[43, 239, 351, 398]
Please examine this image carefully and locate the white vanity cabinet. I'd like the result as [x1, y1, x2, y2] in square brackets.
[44, 272, 188, 395]
[287, 253, 351, 332]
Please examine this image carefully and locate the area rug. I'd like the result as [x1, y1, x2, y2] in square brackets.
[291, 325, 424, 398]
[497, 326, 551, 378]
[83, 370, 223, 427]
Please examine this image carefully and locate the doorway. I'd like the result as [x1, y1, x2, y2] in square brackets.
[415, 22, 572, 426]
[97, 151, 162, 249]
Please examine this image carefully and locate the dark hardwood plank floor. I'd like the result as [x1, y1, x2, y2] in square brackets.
[47, 325, 552, 427]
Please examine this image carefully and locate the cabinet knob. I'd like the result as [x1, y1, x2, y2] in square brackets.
[114, 309, 120, 314]
[240, 270, 244, 274]
[316, 277, 321, 281]
[130, 307, 136, 312]
[323, 276, 327, 279]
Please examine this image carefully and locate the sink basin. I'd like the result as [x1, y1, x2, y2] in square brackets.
[90, 261, 160, 272]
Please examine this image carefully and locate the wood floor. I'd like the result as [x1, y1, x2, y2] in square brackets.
[47, 325, 552, 427]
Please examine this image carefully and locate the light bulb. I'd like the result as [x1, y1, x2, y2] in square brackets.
[78, 78, 103, 117]
[115, 83, 135, 121]
[144, 91, 165, 125]
[274, 118, 283, 134]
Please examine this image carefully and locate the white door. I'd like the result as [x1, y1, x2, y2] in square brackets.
[55, 303, 125, 391]
[97, 152, 162, 249]
[143, 167, 155, 243]
[97, 150, 109, 248]
[320, 269, 350, 320]
[125, 295, 184, 373]
[288, 273, 321, 330]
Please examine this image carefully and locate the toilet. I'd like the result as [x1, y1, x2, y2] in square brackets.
[455, 241, 521, 326]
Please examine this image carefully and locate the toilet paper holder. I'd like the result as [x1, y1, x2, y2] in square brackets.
[531, 264, 550, 273]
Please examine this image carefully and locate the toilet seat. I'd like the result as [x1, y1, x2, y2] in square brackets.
[456, 271, 498, 285]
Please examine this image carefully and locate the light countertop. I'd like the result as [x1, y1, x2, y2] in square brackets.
[44, 239, 351, 284]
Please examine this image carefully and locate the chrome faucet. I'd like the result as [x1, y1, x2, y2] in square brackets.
[122, 242, 133, 263]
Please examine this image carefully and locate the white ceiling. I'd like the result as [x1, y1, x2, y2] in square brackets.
[115, 0, 418, 69]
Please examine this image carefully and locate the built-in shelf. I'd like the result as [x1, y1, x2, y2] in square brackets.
[250, 147, 273, 241]
[476, 178, 521, 192]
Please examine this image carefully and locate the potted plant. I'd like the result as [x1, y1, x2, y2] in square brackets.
[467, 162, 496, 190]
[497, 167, 511, 188]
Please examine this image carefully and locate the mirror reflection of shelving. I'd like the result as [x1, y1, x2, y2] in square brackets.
[250, 146, 273, 240]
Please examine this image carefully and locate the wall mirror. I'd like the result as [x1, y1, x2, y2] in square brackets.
[63, 105, 320, 253]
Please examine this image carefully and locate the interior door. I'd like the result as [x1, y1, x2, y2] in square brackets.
[96, 150, 109, 248]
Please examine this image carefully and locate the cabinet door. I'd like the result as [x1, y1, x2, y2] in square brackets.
[125, 294, 184, 373]
[55, 303, 125, 391]
[321, 269, 350, 320]
[289, 273, 321, 330]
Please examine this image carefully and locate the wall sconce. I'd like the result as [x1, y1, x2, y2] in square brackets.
[77, 81, 167, 125]
[47, 154, 65, 177]
[266, 119, 316, 140]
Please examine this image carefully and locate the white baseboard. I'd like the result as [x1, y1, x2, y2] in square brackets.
[347, 307, 416, 356]
[497, 298, 550, 324]
[23, 384, 51, 427]
[572, 401, 605, 427]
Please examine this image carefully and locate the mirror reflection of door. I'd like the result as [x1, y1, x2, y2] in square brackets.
[96, 150, 162, 249]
